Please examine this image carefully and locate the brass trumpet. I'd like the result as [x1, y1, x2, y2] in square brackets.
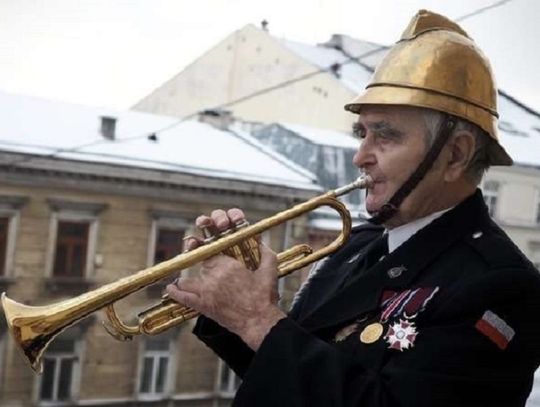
[1, 176, 372, 373]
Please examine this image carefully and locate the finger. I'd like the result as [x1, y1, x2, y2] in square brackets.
[195, 215, 214, 229]
[211, 209, 231, 231]
[165, 284, 201, 309]
[175, 276, 203, 294]
[256, 244, 278, 275]
[183, 235, 204, 252]
[196, 215, 220, 241]
[201, 253, 229, 270]
[227, 208, 246, 225]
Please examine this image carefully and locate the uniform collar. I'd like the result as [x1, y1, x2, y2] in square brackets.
[386, 207, 453, 253]
[300, 189, 488, 332]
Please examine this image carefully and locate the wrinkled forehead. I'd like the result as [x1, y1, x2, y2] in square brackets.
[355, 104, 431, 134]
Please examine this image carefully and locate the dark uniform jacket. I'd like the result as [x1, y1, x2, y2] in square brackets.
[194, 190, 540, 406]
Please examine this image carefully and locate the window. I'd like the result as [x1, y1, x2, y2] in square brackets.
[147, 213, 188, 267]
[53, 221, 89, 277]
[46, 199, 106, 280]
[0, 327, 6, 387]
[529, 242, 540, 272]
[217, 359, 241, 395]
[138, 338, 171, 398]
[0, 217, 8, 276]
[0, 195, 26, 279]
[536, 191, 540, 225]
[482, 180, 500, 218]
[39, 339, 80, 402]
[153, 228, 184, 264]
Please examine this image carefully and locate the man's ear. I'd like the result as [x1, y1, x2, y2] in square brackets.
[443, 131, 476, 182]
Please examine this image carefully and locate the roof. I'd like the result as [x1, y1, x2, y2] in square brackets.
[279, 34, 540, 168]
[273, 123, 359, 149]
[0, 91, 319, 191]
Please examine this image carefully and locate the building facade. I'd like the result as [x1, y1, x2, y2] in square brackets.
[0, 91, 319, 406]
[132, 23, 540, 264]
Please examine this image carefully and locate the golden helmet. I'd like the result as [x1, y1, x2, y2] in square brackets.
[345, 9, 512, 165]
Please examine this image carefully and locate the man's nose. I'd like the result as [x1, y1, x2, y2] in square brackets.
[353, 138, 376, 169]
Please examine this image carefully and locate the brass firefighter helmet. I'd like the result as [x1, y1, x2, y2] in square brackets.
[345, 9, 512, 165]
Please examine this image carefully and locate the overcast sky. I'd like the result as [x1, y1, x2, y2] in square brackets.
[1, 0, 538, 115]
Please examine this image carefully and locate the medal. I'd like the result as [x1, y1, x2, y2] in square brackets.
[359, 322, 384, 344]
[384, 319, 418, 351]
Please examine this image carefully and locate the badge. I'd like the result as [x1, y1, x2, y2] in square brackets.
[387, 265, 407, 279]
[359, 322, 384, 344]
[384, 319, 418, 351]
[475, 310, 515, 350]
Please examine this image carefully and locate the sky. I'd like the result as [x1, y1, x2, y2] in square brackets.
[0, 0, 539, 114]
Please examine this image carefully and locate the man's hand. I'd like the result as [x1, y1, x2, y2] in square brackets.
[165, 208, 286, 351]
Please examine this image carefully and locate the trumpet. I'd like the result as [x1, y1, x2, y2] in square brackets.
[1, 176, 372, 373]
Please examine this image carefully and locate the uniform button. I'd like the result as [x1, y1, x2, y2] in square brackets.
[387, 266, 406, 278]
[472, 231, 483, 239]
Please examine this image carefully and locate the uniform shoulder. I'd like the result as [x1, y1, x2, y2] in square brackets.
[464, 222, 537, 276]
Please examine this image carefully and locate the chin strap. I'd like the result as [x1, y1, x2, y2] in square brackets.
[368, 114, 457, 225]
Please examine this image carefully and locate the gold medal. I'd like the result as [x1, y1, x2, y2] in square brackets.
[359, 322, 384, 344]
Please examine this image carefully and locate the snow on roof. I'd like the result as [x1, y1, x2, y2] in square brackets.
[497, 92, 540, 168]
[280, 38, 378, 94]
[0, 91, 319, 190]
[279, 35, 540, 168]
[278, 123, 359, 149]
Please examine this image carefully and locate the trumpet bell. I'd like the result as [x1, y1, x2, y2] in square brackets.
[1, 293, 54, 373]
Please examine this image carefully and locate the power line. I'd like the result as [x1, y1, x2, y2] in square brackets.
[455, 0, 514, 22]
[3, 1, 513, 170]
[3, 45, 387, 169]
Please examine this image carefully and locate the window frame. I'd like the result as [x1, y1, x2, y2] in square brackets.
[35, 338, 83, 406]
[482, 179, 500, 218]
[136, 337, 175, 400]
[0, 209, 19, 279]
[0, 328, 6, 392]
[146, 212, 189, 268]
[535, 189, 540, 225]
[45, 200, 106, 280]
[528, 241, 540, 272]
[215, 359, 241, 397]
[51, 220, 91, 278]
[0, 195, 26, 279]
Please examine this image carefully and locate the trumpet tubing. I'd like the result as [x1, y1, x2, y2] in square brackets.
[1, 176, 372, 373]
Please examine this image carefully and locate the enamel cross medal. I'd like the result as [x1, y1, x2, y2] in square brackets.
[384, 319, 418, 351]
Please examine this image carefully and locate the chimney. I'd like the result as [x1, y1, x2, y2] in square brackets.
[198, 109, 233, 130]
[324, 34, 344, 51]
[261, 19, 269, 31]
[100, 116, 117, 140]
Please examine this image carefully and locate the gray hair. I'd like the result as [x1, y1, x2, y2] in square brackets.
[422, 110, 491, 185]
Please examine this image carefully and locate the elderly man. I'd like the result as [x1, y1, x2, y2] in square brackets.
[167, 10, 540, 406]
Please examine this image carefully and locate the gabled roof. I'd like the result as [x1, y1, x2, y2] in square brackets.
[0, 91, 319, 191]
[279, 34, 540, 168]
[272, 123, 358, 149]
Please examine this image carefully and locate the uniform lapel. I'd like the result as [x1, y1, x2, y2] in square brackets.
[294, 233, 382, 321]
[300, 189, 489, 332]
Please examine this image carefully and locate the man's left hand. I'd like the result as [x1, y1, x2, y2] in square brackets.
[166, 243, 286, 351]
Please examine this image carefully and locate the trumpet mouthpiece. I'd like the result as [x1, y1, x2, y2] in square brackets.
[334, 175, 373, 197]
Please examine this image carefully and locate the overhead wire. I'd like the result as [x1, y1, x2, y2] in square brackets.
[455, 0, 514, 22]
[3, 0, 515, 169]
[3, 45, 387, 169]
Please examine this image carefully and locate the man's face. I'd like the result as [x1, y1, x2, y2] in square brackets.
[353, 105, 442, 226]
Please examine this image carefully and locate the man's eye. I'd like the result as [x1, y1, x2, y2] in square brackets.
[375, 131, 399, 142]
[352, 123, 366, 139]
